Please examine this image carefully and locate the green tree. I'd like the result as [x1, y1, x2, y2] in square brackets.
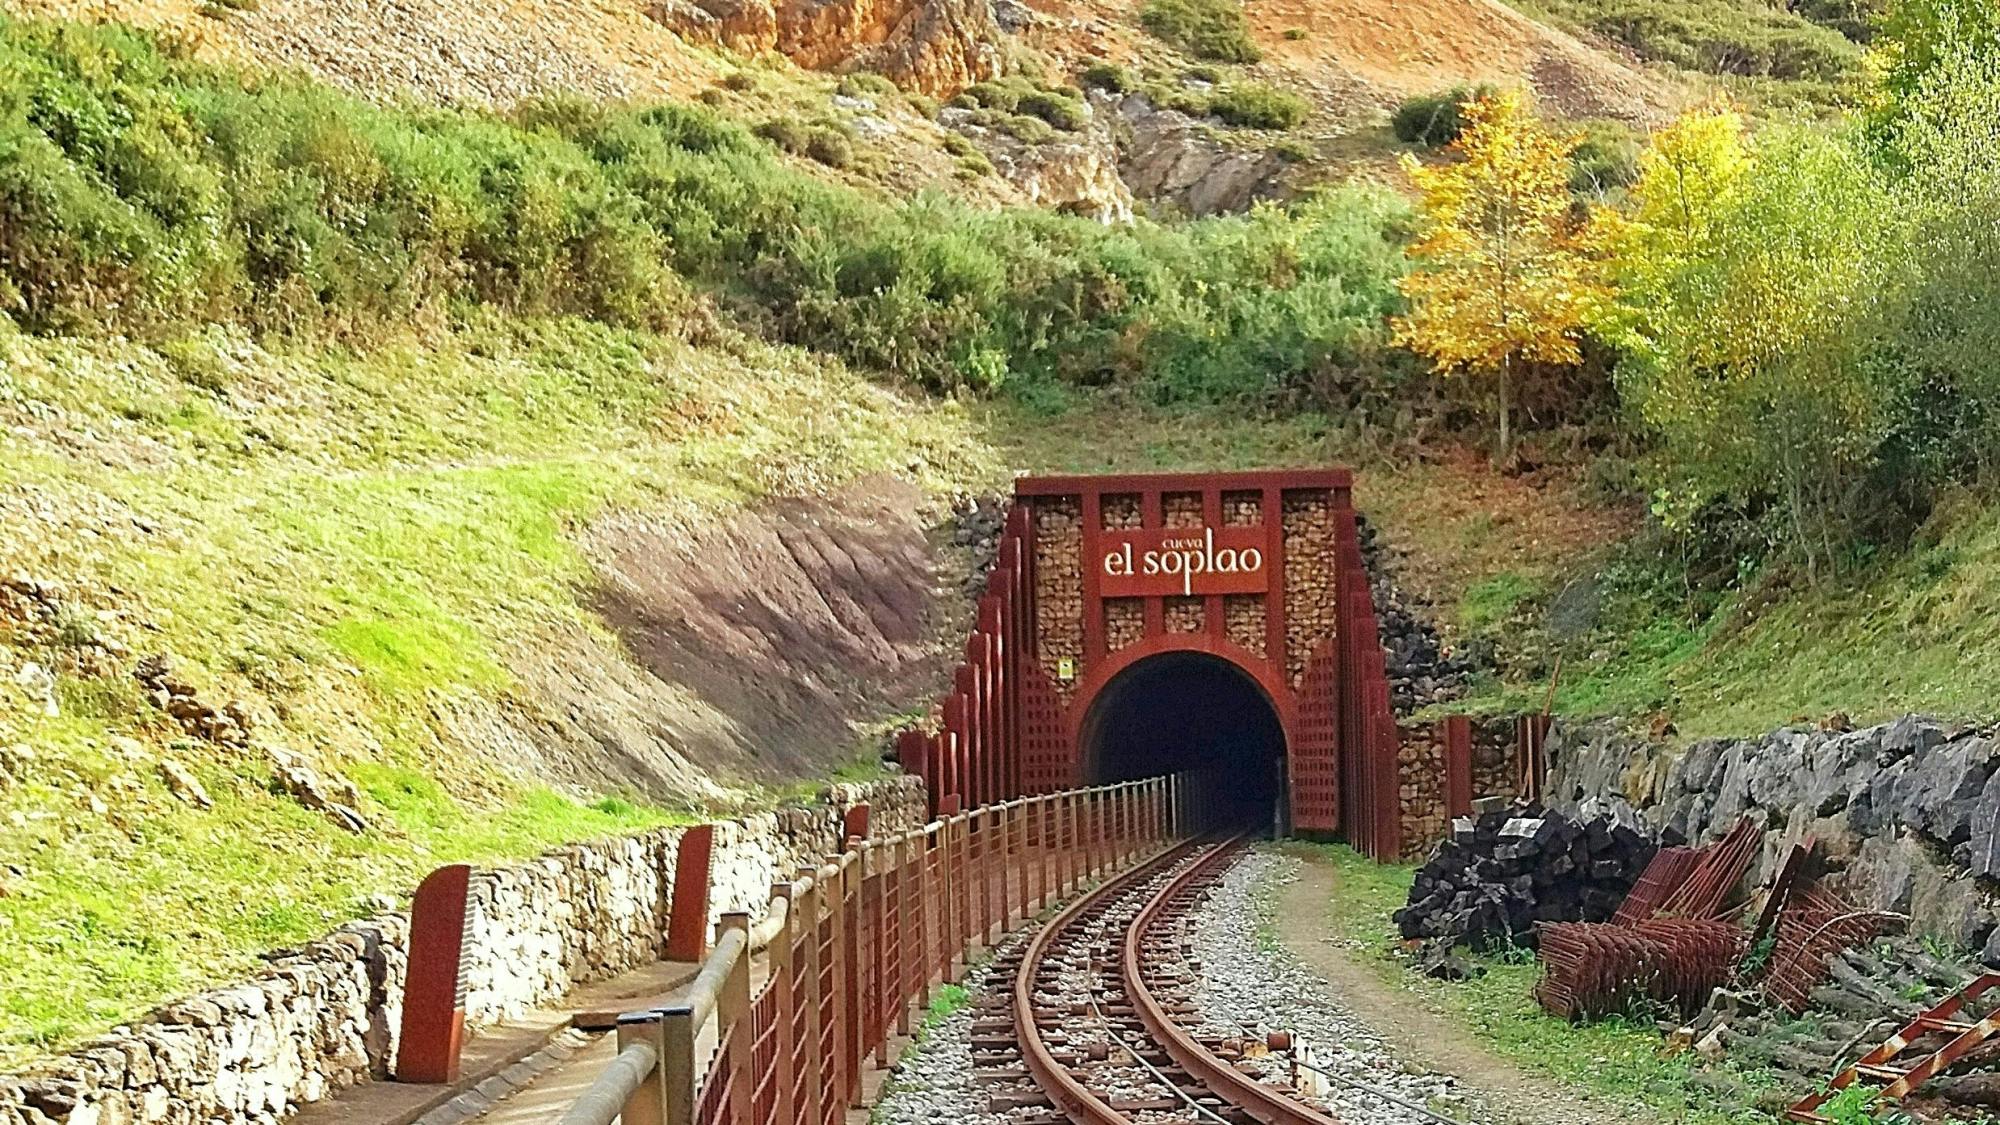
[1605, 105, 1905, 575]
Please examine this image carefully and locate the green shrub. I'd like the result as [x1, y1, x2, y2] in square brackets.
[1185, 63, 1225, 83]
[904, 92, 940, 117]
[1282, 26, 1307, 40]
[941, 131, 979, 157]
[804, 126, 854, 167]
[754, 118, 811, 153]
[963, 79, 1024, 112]
[1569, 119, 1642, 195]
[721, 71, 758, 92]
[835, 72, 900, 99]
[1140, 0, 1262, 62]
[955, 152, 995, 178]
[1271, 137, 1314, 162]
[1080, 61, 1133, 92]
[1017, 88, 1089, 130]
[1390, 84, 1493, 146]
[1209, 83, 1309, 129]
[1000, 113, 1057, 144]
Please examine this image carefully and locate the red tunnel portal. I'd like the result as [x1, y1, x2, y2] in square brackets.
[896, 469, 1405, 858]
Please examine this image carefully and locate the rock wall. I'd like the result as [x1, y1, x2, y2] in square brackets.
[0, 778, 924, 1125]
[649, 0, 1003, 97]
[1545, 716, 2000, 968]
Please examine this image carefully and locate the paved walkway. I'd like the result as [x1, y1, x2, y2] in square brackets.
[292, 960, 703, 1125]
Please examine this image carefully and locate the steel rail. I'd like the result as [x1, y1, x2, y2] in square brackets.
[1011, 838, 1206, 1124]
[1121, 835, 1344, 1125]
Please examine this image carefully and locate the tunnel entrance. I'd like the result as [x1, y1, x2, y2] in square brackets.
[1078, 651, 1287, 832]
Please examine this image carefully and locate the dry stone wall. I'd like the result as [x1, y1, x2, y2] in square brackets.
[1546, 716, 2000, 968]
[0, 778, 923, 1125]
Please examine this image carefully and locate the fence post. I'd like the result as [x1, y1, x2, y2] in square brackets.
[717, 913, 754, 1125]
[894, 831, 917, 1037]
[616, 1011, 667, 1125]
[796, 867, 826, 1125]
[769, 881, 798, 1125]
[960, 808, 976, 968]
[976, 807, 996, 947]
[660, 1002, 698, 1125]
[825, 855, 861, 1110]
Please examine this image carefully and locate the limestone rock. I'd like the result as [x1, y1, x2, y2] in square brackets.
[158, 759, 212, 810]
[1107, 93, 1292, 218]
[943, 106, 1132, 223]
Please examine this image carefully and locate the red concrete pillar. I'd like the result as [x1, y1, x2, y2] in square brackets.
[396, 864, 471, 1084]
[664, 824, 715, 962]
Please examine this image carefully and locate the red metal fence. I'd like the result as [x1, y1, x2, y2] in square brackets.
[563, 777, 1201, 1125]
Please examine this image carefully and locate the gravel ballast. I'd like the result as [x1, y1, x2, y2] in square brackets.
[873, 849, 1491, 1125]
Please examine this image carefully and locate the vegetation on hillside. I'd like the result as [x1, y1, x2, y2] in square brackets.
[0, 16, 1407, 405]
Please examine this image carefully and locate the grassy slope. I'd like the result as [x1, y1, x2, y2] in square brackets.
[0, 314, 996, 1064]
[1280, 842, 1784, 1125]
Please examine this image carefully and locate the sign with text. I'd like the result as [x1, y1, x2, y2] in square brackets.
[1099, 527, 1268, 597]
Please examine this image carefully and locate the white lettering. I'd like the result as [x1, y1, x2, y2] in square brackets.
[1241, 548, 1263, 572]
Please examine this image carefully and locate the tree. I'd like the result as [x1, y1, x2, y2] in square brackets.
[1392, 88, 1614, 462]
[1604, 104, 1905, 576]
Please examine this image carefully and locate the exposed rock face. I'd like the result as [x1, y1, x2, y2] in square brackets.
[0, 778, 923, 1125]
[1106, 93, 1294, 218]
[941, 106, 1134, 222]
[650, 0, 1004, 96]
[1356, 515, 1476, 715]
[1545, 716, 2000, 963]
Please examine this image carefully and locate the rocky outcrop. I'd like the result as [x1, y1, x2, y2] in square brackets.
[941, 105, 1134, 222]
[649, 0, 1003, 97]
[0, 778, 923, 1125]
[1356, 515, 1476, 714]
[1106, 93, 1294, 218]
[1545, 716, 2000, 963]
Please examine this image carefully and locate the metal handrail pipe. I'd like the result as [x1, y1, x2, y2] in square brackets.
[556, 1040, 658, 1125]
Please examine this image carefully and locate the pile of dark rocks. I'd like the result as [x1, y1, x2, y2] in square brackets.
[1355, 515, 1477, 715]
[1395, 805, 1659, 951]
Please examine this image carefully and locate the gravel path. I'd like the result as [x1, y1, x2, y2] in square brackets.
[871, 926, 1033, 1125]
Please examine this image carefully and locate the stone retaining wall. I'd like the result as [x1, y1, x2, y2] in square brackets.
[0, 777, 925, 1125]
[1545, 716, 1999, 968]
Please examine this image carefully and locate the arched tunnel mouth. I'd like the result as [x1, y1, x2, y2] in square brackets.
[1079, 651, 1286, 832]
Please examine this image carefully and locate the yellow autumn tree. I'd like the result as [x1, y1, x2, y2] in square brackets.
[1392, 89, 1615, 461]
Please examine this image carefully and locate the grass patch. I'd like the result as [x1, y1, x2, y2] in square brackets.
[1280, 843, 1784, 1124]
[1208, 83, 1310, 130]
[0, 310, 997, 1064]
[1140, 0, 1262, 63]
[1500, 0, 1862, 109]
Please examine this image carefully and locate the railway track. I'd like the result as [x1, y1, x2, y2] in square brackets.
[975, 835, 1342, 1125]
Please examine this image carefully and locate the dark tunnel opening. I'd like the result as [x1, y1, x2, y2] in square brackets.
[1079, 651, 1286, 833]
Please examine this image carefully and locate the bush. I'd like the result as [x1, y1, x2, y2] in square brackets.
[941, 131, 979, 157]
[1569, 120, 1642, 195]
[1282, 26, 1307, 40]
[804, 126, 854, 167]
[1140, 0, 1262, 62]
[835, 72, 899, 99]
[1080, 61, 1133, 92]
[904, 92, 940, 117]
[1017, 88, 1088, 130]
[962, 79, 1024, 112]
[1209, 83, 1309, 129]
[1391, 84, 1494, 146]
[1000, 114, 1057, 144]
[1271, 137, 1314, 162]
[721, 71, 757, 92]
[1585, 0, 1860, 81]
